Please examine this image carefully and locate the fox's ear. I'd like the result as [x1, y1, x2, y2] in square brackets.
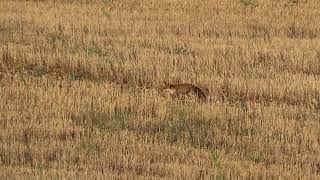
[203, 87, 209, 94]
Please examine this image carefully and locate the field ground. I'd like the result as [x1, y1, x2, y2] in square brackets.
[0, 0, 320, 179]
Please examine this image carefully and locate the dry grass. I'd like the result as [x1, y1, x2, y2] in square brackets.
[1, 0, 320, 179]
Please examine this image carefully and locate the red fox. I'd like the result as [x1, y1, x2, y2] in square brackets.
[161, 83, 208, 102]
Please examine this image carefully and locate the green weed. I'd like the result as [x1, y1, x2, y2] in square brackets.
[32, 67, 47, 78]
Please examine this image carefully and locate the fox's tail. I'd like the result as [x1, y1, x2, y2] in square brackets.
[193, 86, 207, 102]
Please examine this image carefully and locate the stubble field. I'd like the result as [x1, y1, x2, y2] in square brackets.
[0, 0, 320, 179]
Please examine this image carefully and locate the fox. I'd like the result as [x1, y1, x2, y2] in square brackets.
[161, 83, 208, 102]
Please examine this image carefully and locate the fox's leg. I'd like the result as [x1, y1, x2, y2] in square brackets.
[189, 89, 198, 99]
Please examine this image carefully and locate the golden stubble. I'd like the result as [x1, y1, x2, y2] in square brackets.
[0, 0, 320, 179]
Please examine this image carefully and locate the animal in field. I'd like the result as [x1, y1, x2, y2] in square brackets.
[161, 83, 208, 102]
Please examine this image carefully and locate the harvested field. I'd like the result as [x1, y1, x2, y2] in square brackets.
[0, 0, 320, 179]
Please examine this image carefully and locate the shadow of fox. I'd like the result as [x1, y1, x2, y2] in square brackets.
[161, 83, 208, 102]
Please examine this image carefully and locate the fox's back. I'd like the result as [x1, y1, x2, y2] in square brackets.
[168, 84, 194, 93]
[161, 83, 207, 102]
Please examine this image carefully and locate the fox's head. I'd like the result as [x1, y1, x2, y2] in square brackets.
[159, 84, 175, 98]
